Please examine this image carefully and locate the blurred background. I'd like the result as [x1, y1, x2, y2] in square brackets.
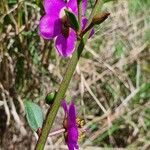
[0, 0, 150, 149]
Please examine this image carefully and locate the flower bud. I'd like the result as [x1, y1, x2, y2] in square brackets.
[45, 92, 55, 105]
[92, 12, 110, 25]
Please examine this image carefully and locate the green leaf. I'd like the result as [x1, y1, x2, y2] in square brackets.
[25, 101, 44, 131]
[65, 9, 79, 32]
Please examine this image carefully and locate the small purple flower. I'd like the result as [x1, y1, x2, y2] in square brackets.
[39, 0, 87, 57]
[62, 100, 78, 150]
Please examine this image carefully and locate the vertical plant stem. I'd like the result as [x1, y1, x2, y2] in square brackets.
[35, 34, 88, 150]
[35, 0, 102, 149]
[77, 0, 82, 32]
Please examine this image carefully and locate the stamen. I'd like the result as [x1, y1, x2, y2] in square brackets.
[76, 118, 85, 128]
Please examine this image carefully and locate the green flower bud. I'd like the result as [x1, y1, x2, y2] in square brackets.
[45, 92, 56, 105]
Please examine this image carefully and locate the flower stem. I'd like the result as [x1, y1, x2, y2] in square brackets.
[77, 0, 82, 32]
[85, 0, 102, 28]
[81, 12, 110, 37]
[35, 1, 103, 149]
[35, 36, 88, 150]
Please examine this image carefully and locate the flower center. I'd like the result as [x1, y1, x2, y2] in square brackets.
[59, 7, 71, 38]
[61, 16, 70, 38]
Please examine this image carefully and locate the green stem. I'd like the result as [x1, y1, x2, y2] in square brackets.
[35, 35, 88, 150]
[86, 0, 102, 28]
[35, 1, 102, 149]
[77, 0, 82, 32]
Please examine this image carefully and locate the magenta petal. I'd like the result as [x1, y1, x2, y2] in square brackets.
[61, 100, 68, 113]
[82, 17, 95, 37]
[68, 127, 78, 150]
[68, 0, 87, 16]
[68, 102, 76, 127]
[82, 0, 88, 15]
[82, 17, 88, 30]
[44, 0, 65, 15]
[68, 143, 75, 150]
[39, 15, 61, 39]
[67, 0, 78, 15]
[68, 142, 78, 150]
[62, 100, 79, 150]
[55, 30, 76, 57]
[68, 127, 78, 142]
[68, 143, 74, 150]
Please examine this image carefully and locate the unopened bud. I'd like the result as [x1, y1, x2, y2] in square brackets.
[80, 12, 110, 37]
[45, 92, 56, 105]
[92, 12, 110, 25]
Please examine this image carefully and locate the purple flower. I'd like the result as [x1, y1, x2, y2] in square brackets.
[62, 100, 78, 150]
[39, 0, 87, 57]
